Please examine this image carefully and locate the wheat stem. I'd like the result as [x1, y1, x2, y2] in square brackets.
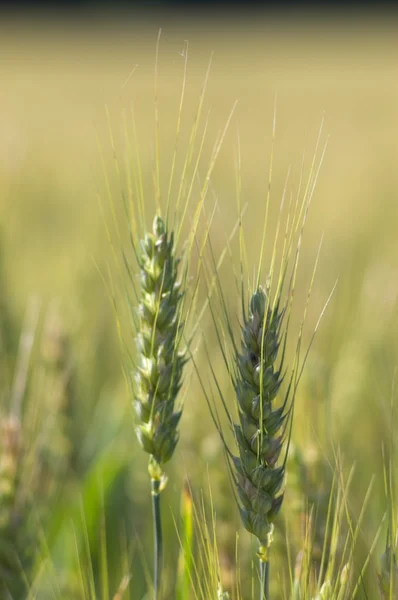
[260, 558, 267, 600]
[259, 543, 271, 600]
[151, 477, 163, 600]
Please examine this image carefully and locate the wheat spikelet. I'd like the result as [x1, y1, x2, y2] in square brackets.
[232, 284, 286, 551]
[130, 213, 188, 598]
[378, 546, 398, 599]
[133, 214, 186, 478]
[0, 416, 32, 596]
[0, 416, 22, 589]
[217, 582, 231, 600]
[286, 443, 334, 582]
[0, 417, 20, 528]
[39, 309, 74, 481]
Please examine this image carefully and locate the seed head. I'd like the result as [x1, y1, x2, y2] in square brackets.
[233, 285, 286, 546]
[378, 546, 398, 599]
[133, 215, 186, 474]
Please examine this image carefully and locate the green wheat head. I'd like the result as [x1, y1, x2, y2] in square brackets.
[134, 214, 187, 477]
[233, 284, 286, 548]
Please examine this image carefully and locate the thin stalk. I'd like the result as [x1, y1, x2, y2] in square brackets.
[260, 554, 270, 600]
[151, 478, 163, 600]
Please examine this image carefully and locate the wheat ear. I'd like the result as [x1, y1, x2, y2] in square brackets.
[232, 284, 286, 597]
[133, 214, 186, 599]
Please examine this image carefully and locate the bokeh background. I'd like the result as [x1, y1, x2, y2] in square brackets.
[1, 7, 398, 598]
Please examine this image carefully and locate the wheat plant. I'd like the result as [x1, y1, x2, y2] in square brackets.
[190, 116, 332, 599]
[99, 31, 240, 599]
[233, 283, 287, 598]
[132, 213, 187, 599]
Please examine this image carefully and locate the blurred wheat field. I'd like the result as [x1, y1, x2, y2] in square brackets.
[0, 14, 398, 598]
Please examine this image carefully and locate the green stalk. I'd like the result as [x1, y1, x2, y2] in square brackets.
[259, 548, 270, 600]
[151, 477, 163, 600]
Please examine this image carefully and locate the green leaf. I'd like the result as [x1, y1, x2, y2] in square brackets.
[176, 481, 194, 600]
